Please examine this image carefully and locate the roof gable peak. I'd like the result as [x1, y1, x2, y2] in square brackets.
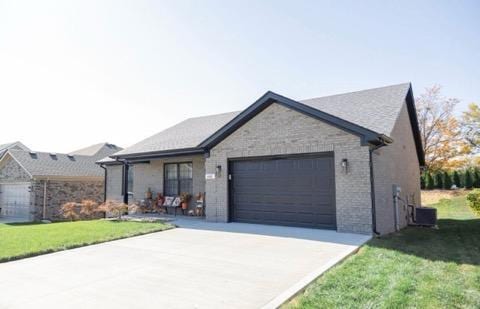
[198, 91, 383, 149]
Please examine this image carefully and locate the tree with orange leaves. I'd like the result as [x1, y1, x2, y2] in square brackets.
[416, 85, 471, 171]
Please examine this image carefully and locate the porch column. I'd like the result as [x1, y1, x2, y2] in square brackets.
[122, 163, 129, 204]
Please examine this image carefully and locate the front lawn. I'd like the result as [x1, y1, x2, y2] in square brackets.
[285, 195, 480, 308]
[0, 220, 173, 263]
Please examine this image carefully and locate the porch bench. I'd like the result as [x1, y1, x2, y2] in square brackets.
[163, 196, 182, 216]
[165, 204, 181, 216]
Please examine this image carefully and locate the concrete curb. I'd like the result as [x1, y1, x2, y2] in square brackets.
[261, 241, 368, 309]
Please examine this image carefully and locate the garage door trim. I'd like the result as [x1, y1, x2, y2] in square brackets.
[227, 151, 336, 229]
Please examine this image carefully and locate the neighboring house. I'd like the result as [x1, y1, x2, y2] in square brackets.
[0, 143, 122, 221]
[99, 83, 424, 235]
[0, 141, 30, 159]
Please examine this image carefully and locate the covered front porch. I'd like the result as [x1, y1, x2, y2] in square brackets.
[120, 154, 207, 218]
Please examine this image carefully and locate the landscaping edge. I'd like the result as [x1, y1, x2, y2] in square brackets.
[0, 223, 175, 264]
[267, 237, 370, 309]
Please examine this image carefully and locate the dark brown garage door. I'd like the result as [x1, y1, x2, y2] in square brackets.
[229, 154, 336, 229]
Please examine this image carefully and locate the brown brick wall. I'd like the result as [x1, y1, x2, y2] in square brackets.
[32, 180, 104, 221]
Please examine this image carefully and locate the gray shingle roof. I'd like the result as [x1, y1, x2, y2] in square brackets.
[112, 83, 411, 157]
[0, 142, 15, 151]
[113, 111, 240, 156]
[4, 143, 121, 178]
[300, 83, 411, 136]
[0, 142, 30, 159]
[7, 150, 103, 178]
[70, 142, 123, 159]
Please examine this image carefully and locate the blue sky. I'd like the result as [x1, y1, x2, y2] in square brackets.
[0, 0, 478, 152]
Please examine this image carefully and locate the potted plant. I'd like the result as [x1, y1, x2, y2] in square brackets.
[156, 193, 165, 206]
[155, 193, 166, 213]
[146, 187, 153, 199]
[180, 192, 191, 210]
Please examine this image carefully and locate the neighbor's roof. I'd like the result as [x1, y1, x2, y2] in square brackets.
[0, 141, 30, 158]
[110, 83, 421, 163]
[70, 142, 122, 158]
[6, 150, 104, 178]
[2, 143, 120, 178]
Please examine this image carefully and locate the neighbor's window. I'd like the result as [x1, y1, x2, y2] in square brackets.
[164, 162, 192, 196]
[127, 164, 134, 195]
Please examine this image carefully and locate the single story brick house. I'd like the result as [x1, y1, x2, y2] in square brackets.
[0, 143, 121, 221]
[99, 83, 424, 234]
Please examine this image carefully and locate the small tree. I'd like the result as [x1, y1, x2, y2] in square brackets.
[99, 200, 128, 220]
[61, 202, 79, 221]
[443, 171, 452, 190]
[420, 173, 426, 190]
[453, 171, 461, 187]
[465, 169, 473, 189]
[472, 168, 480, 188]
[425, 172, 435, 190]
[80, 200, 99, 219]
[434, 172, 443, 189]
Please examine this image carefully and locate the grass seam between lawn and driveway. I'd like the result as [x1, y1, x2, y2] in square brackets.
[263, 244, 365, 309]
[283, 193, 480, 309]
[0, 220, 174, 264]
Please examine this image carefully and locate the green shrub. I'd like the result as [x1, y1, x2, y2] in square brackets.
[420, 173, 426, 190]
[443, 171, 452, 190]
[425, 172, 435, 190]
[466, 189, 480, 214]
[453, 171, 462, 188]
[464, 170, 473, 189]
[472, 168, 480, 188]
[434, 172, 443, 189]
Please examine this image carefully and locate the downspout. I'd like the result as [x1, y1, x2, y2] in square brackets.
[100, 164, 107, 202]
[369, 136, 392, 235]
[42, 178, 49, 220]
[115, 158, 129, 204]
[369, 150, 379, 235]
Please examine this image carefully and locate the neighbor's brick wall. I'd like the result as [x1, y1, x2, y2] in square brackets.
[372, 102, 421, 234]
[32, 180, 104, 221]
[106, 165, 123, 201]
[206, 103, 373, 234]
[0, 156, 31, 182]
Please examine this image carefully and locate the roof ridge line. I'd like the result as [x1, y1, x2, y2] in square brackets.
[299, 82, 411, 102]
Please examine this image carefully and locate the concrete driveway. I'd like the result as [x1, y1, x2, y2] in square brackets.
[0, 220, 370, 309]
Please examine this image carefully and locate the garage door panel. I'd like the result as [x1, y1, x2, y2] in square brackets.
[0, 183, 31, 220]
[234, 177, 332, 189]
[234, 182, 333, 193]
[235, 208, 336, 222]
[230, 155, 336, 229]
[234, 211, 336, 229]
[234, 191, 333, 209]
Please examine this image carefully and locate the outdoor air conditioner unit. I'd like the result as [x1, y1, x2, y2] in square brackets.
[415, 207, 437, 226]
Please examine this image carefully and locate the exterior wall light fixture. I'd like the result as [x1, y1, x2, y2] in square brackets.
[341, 158, 349, 173]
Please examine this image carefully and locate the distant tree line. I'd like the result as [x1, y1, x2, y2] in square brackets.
[421, 168, 480, 190]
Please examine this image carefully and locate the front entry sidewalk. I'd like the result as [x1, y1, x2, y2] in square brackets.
[0, 220, 370, 309]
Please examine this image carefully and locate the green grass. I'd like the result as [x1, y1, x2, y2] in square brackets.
[0, 220, 173, 263]
[285, 195, 480, 309]
[435, 196, 476, 220]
